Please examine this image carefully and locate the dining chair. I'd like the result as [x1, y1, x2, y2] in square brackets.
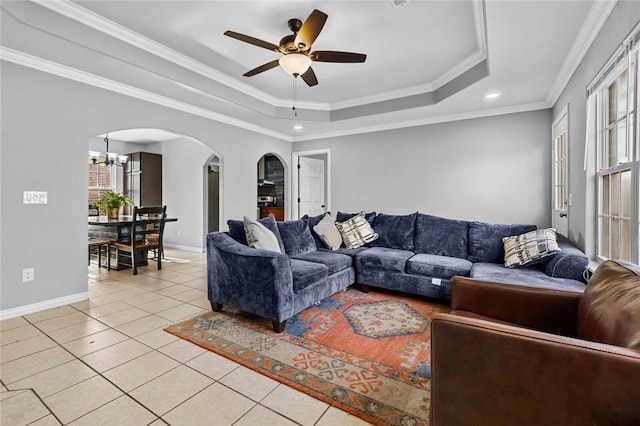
[88, 237, 111, 269]
[115, 205, 166, 275]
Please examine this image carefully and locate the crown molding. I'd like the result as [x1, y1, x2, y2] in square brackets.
[1, 47, 292, 142]
[545, 0, 618, 106]
[31, 0, 284, 107]
[2, 46, 551, 145]
[292, 101, 550, 143]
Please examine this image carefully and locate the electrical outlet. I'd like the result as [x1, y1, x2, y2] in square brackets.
[22, 268, 35, 283]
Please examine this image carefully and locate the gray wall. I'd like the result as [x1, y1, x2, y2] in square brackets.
[0, 62, 290, 314]
[155, 136, 217, 250]
[294, 110, 552, 226]
[552, 1, 640, 255]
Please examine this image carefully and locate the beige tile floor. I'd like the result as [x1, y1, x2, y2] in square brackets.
[0, 249, 371, 425]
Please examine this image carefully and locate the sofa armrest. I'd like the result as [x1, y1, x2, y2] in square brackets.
[207, 232, 294, 322]
[430, 313, 640, 426]
[450, 276, 582, 335]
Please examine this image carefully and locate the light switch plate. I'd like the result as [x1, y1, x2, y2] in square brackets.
[23, 191, 48, 204]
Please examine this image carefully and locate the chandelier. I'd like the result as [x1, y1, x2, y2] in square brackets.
[88, 134, 128, 167]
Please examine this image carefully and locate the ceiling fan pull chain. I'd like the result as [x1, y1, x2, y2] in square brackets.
[292, 76, 298, 117]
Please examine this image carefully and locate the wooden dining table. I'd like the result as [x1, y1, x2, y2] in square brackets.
[88, 215, 178, 270]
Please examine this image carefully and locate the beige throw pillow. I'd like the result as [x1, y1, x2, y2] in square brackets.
[243, 216, 281, 252]
[313, 213, 343, 250]
[335, 212, 379, 249]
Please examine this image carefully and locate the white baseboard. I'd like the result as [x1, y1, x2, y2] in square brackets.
[0, 292, 89, 320]
[164, 243, 203, 253]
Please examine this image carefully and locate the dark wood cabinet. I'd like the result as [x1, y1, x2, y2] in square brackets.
[124, 152, 162, 213]
[260, 207, 284, 221]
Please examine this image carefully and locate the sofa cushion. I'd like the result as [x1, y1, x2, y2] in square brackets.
[414, 214, 470, 259]
[468, 221, 537, 264]
[318, 246, 369, 257]
[228, 214, 285, 252]
[277, 218, 317, 256]
[335, 212, 379, 249]
[290, 259, 329, 293]
[355, 247, 414, 273]
[543, 234, 588, 281]
[470, 262, 586, 292]
[312, 213, 343, 250]
[293, 250, 352, 275]
[370, 212, 417, 251]
[503, 228, 560, 268]
[577, 260, 640, 350]
[242, 216, 281, 252]
[407, 254, 472, 279]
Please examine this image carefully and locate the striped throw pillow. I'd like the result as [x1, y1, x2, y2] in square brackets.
[335, 212, 379, 249]
[503, 228, 560, 268]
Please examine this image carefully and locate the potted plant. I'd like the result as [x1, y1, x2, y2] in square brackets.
[95, 191, 133, 219]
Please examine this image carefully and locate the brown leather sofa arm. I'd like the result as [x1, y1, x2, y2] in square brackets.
[430, 314, 640, 426]
[450, 276, 582, 335]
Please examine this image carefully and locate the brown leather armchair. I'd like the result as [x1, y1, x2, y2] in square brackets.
[430, 260, 640, 426]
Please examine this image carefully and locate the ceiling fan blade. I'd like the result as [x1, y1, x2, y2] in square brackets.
[294, 9, 328, 51]
[300, 67, 318, 87]
[243, 60, 280, 77]
[310, 50, 367, 63]
[224, 30, 281, 52]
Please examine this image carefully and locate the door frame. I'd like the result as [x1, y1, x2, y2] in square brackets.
[551, 104, 569, 235]
[203, 153, 224, 247]
[291, 149, 331, 220]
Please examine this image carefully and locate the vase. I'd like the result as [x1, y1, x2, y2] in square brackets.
[108, 207, 120, 219]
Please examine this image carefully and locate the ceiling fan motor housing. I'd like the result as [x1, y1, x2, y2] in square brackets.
[279, 34, 298, 52]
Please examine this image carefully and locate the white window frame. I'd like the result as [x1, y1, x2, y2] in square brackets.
[592, 38, 639, 264]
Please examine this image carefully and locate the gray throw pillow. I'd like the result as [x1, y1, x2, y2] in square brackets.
[243, 216, 281, 252]
[313, 213, 343, 250]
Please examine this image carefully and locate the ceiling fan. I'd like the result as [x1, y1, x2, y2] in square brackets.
[224, 9, 366, 87]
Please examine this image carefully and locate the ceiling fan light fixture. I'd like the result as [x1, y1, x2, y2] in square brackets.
[279, 54, 312, 77]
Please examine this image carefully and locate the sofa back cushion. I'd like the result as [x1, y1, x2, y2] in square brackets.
[414, 214, 470, 259]
[336, 211, 376, 225]
[468, 221, 537, 264]
[305, 213, 329, 249]
[370, 212, 418, 251]
[227, 214, 285, 252]
[543, 234, 589, 281]
[577, 260, 640, 350]
[277, 218, 317, 256]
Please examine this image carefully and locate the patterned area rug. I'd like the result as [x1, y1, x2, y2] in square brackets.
[164, 287, 448, 425]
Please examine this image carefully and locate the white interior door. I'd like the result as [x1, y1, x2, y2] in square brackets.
[552, 107, 569, 236]
[298, 156, 325, 218]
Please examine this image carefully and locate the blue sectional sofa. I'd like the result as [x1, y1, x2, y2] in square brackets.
[207, 212, 588, 332]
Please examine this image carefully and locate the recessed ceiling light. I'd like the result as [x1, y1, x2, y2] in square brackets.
[293, 124, 304, 130]
[485, 91, 501, 100]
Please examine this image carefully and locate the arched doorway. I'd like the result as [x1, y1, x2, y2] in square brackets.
[257, 153, 285, 221]
[88, 128, 221, 252]
[206, 155, 221, 233]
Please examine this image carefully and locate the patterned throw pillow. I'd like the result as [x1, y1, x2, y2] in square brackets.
[335, 212, 379, 249]
[503, 228, 560, 268]
[243, 216, 281, 253]
[313, 213, 343, 250]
